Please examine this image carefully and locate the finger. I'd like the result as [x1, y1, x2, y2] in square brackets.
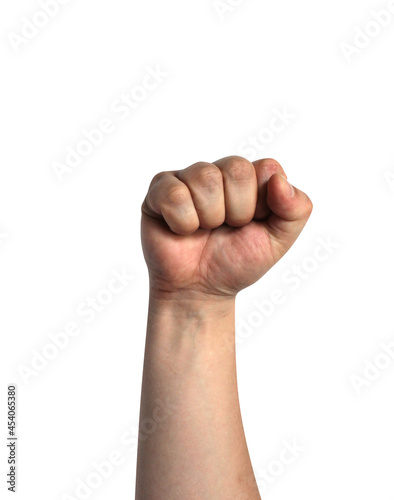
[266, 173, 313, 255]
[142, 172, 199, 235]
[212, 156, 258, 227]
[252, 158, 287, 219]
[176, 163, 225, 229]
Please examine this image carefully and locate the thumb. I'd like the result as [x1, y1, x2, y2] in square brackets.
[265, 173, 313, 258]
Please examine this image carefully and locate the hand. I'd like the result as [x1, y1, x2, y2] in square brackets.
[141, 156, 313, 301]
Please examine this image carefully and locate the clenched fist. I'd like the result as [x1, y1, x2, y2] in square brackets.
[141, 156, 312, 301]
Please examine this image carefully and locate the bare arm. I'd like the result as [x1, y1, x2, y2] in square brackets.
[136, 156, 313, 499]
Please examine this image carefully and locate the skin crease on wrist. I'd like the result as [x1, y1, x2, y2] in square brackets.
[136, 156, 313, 499]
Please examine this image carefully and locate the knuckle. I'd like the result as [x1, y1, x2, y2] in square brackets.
[150, 171, 167, 185]
[260, 158, 281, 169]
[224, 156, 254, 182]
[304, 195, 313, 215]
[196, 164, 223, 187]
[166, 186, 190, 206]
[254, 158, 283, 176]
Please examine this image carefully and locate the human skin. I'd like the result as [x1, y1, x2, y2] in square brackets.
[136, 156, 313, 499]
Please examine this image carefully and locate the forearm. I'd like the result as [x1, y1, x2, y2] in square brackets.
[135, 294, 261, 500]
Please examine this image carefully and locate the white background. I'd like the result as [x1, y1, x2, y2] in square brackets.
[1, 0, 394, 499]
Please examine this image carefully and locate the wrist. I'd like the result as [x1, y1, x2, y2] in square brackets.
[148, 288, 236, 320]
[146, 290, 236, 351]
